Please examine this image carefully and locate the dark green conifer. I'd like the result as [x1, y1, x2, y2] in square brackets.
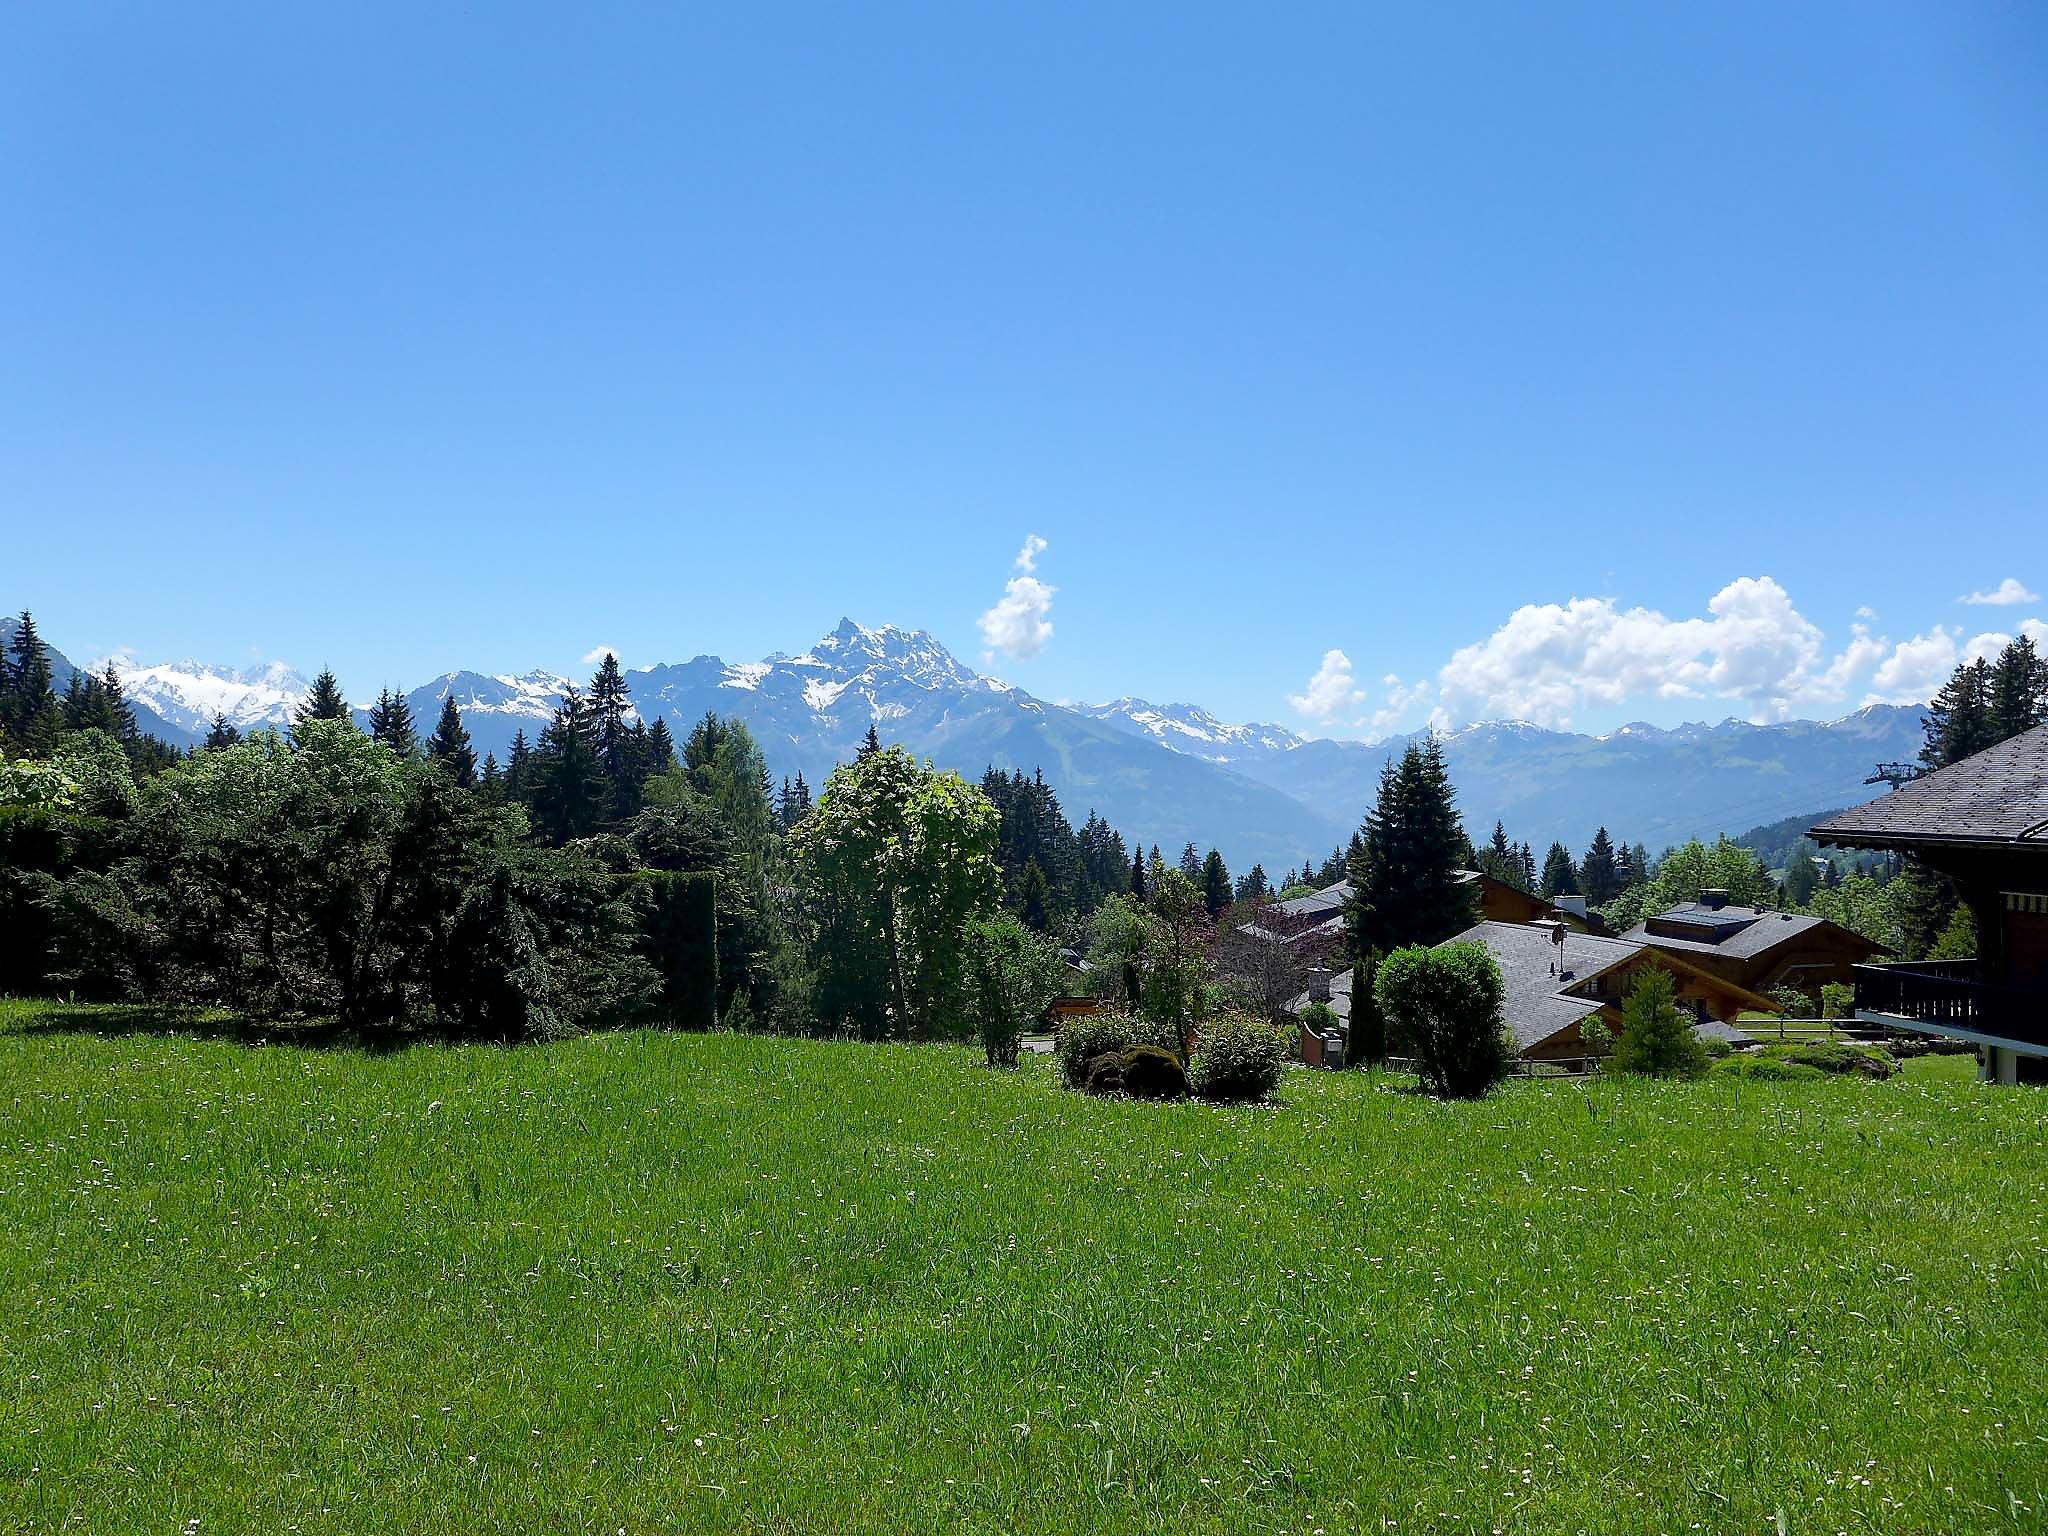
[427, 694, 477, 786]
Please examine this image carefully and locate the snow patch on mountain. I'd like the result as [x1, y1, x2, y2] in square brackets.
[117, 659, 311, 733]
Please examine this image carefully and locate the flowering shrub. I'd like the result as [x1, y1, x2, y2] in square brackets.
[1191, 1012, 1286, 1103]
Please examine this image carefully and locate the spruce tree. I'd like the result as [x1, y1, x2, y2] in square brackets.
[1989, 635, 2047, 743]
[368, 688, 418, 755]
[427, 695, 477, 787]
[204, 711, 241, 751]
[531, 686, 606, 845]
[1539, 842, 1579, 898]
[588, 652, 634, 794]
[1130, 848, 1148, 901]
[293, 669, 351, 744]
[858, 723, 882, 759]
[1611, 967, 1706, 1077]
[1921, 658, 1995, 768]
[1519, 842, 1537, 890]
[6, 610, 57, 741]
[1345, 735, 1479, 958]
[644, 716, 678, 776]
[98, 664, 137, 743]
[1200, 849, 1232, 916]
[1580, 827, 1619, 905]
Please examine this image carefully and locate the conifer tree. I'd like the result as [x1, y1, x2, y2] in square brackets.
[368, 688, 418, 755]
[1017, 859, 1053, 931]
[1580, 827, 1620, 905]
[427, 695, 477, 786]
[531, 686, 606, 845]
[1345, 735, 1480, 958]
[1989, 634, 2047, 743]
[504, 730, 533, 805]
[1130, 848, 1148, 901]
[98, 664, 137, 743]
[644, 716, 678, 777]
[1921, 658, 1995, 768]
[204, 711, 241, 751]
[1200, 849, 1232, 916]
[479, 752, 503, 799]
[858, 723, 882, 759]
[1540, 841, 1579, 898]
[6, 610, 57, 743]
[293, 669, 351, 745]
[1611, 967, 1706, 1077]
[1178, 842, 1203, 881]
[588, 652, 634, 792]
[1519, 841, 1538, 890]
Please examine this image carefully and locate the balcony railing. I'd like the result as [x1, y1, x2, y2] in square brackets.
[1852, 962, 2048, 1048]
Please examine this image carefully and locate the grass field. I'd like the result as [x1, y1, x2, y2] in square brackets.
[2, 999, 2044, 1534]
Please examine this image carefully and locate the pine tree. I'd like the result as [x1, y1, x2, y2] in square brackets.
[479, 752, 503, 799]
[504, 729, 533, 805]
[1200, 849, 1232, 916]
[1922, 658, 1996, 768]
[1130, 848, 1148, 901]
[427, 695, 477, 787]
[204, 711, 241, 751]
[1519, 842, 1537, 890]
[1018, 859, 1053, 931]
[588, 652, 634, 796]
[1540, 841, 1579, 898]
[97, 664, 137, 743]
[1611, 967, 1706, 1077]
[293, 669, 351, 744]
[1580, 827, 1619, 905]
[858, 723, 882, 759]
[1989, 634, 2047, 744]
[1627, 842, 1650, 888]
[6, 610, 57, 741]
[531, 686, 606, 845]
[1345, 735, 1479, 958]
[644, 716, 678, 777]
[368, 688, 418, 755]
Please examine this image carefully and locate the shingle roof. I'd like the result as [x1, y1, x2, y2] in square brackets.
[1626, 906, 1842, 961]
[1812, 724, 2048, 849]
[1445, 921, 1633, 1051]
[1273, 880, 1352, 919]
[1285, 967, 1355, 1022]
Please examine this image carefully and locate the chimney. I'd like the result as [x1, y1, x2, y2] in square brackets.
[1307, 967, 1332, 1004]
[1698, 888, 1730, 910]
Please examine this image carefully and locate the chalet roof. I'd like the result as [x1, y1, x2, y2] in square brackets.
[1811, 724, 2048, 850]
[1273, 880, 1352, 920]
[1449, 920, 1627, 1051]
[1624, 905, 1859, 961]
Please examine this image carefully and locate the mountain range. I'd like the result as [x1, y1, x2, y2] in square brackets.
[15, 615, 1924, 871]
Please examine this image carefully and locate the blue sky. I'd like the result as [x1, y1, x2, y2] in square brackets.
[5, 3, 2044, 736]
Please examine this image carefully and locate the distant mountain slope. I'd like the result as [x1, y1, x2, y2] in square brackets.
[28, 611, 1927, 867]
[0, 615, 201, 748]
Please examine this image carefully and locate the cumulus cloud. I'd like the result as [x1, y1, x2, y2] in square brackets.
[1434, 577, 1850, 729]
[581, 645, 620, 665]
[977, 537, 1056, 661]
[1863, 624, 2032, 704]
[1289, 650, 1368, 723]
[1960, 577, 2039, 607]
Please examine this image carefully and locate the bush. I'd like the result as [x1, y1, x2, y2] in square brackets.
[1702, 1035, 1734, 1060]
[1374, 942, 1511, 1099]
[1116, 1044, 1190, 1100]
[965, 911, 1067, 1067]
[1056, 1009, 1178, 1089]
[1819, 981, 1854, 1022]
[1764, 1041, 1898, 1079]
[1191, 1012, 1286, 1103]
[1711, 1055, 1826, 1083]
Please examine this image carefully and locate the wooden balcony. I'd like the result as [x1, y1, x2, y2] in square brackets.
[1852, 962, 2048, 1052]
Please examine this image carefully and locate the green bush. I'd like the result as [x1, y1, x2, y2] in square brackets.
[1702, 1035, 1734, 1060]
[1374, 942, 1511, 1099]
[1711, 1055, 1826, 1082]
[1611, 968, 1707, 1079]
[1116, 1044, 1190, 1100]
[1761, 1041, 1898, 1079]
[1057, 1009, 1178, 1089]
[1191, 1012, 1286, 1103]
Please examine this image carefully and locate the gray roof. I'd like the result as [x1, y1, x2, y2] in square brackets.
[1273, 880, 1352, 920]
[1450, 920, 1632, 1051]
[1625, 905, 1840, 961]
[1286, 967, 1355, 1022]
[1812, 724, 2048, 849]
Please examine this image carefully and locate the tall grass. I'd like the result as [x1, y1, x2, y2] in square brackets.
[0, 998, 2042, 1533]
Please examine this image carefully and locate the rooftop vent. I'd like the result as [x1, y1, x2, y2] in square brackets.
[1697, 888, 1731, 910]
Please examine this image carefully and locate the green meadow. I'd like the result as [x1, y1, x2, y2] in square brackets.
[1, 999, 2042, 1534]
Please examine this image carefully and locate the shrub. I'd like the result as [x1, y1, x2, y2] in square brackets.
[1611, 968, 1707, 1079]
[1347, 953, 1387, 1067]
[1116, 1044, 1190, 1100]
[1374, 942, 1510, 1099]
[1711, 1054, 1826, 1082]
[1579, 1018, 1614, 1057]
[1766, 1041, 1898, 1079]
[964, 912, 1065, 1067]
[1819, 981, 1854, 1022]
[1702, 1035, 1734, 1060]
[1057, 1009, 1178, 1089]
[1191, 1012, 1286, 1103]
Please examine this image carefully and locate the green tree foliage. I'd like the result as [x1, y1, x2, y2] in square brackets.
[1598, 835, 1779, 931]
[1580, 827, 1620, 905]
[1988, 633, 2047, 742]
[426, 695, 477, 787]
[1540, 841, 1579, 898]
[1344, 736, 1479, 960]
[1200, 849, 1231, 916]
[1610, 966, 1706, 1078]
[291, 669, 351, 744]
[1921, 657, 1995, 769]
[368, 688, 418, 755]
[1373, 941, 1509, 1099]
[965, 910, 1066, 1065]
[530, 686, 607, 845]
[1346, 951, 1387, 1067]
[203, 712, 241, 751]
[790, 745, 1000, 1040]
[1140, 868, 1212, 1056]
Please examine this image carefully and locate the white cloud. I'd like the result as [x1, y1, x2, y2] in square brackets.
[1289, 649, 1367, 723]
[1434, 577, 1853, 729]
[1855, 605, 1879, 621]
[581, 645, 620, 665]
[1864, 624, 2034, 704]
[1960, 577, 2039, 607]
[977, 538, 1055, 660]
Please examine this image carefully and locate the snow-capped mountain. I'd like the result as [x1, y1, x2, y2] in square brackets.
[24, 612, 1928, 868]
[1078, 698, 1308, 763]
[117, 659, 311, 737]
